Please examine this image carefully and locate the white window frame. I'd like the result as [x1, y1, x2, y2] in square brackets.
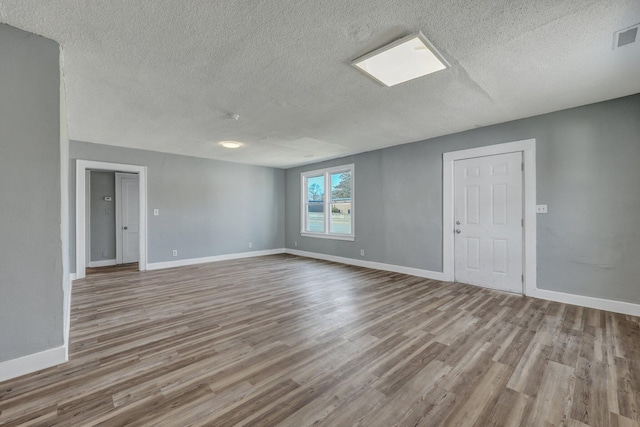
[301, 164, 355, 241]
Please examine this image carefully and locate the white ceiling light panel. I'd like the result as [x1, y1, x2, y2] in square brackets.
[220, 141, 242, 148]
[352, 32, 448, 87]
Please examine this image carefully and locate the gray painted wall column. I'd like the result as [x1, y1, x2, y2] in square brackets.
[0, 24, 63, 362]
[285, 94, 640, 305]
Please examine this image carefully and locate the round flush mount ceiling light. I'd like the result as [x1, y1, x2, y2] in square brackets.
[220, 141, 242, 149]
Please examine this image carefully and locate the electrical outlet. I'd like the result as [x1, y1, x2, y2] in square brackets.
[360, 249, 365, 256]
[248, 242, 253, 248]
[172, 249, 178, 257]
[294, 241, 298, 247]
[536, 204, 548, 214]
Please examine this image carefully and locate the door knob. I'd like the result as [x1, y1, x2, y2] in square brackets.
[455, 229, 461, 234]
[123, 226, 128, 230]
[456, 220, 460, 225]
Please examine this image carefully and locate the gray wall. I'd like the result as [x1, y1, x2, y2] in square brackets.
[0, 24, 63, 362]
[90, 171, 116, 261]
[285, 94, 640, 305]
[70, 141, 285, 272]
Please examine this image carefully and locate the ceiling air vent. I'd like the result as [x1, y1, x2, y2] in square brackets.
[614, 24, 639, 49]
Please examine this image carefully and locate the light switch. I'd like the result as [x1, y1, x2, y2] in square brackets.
[536, 205, 548, 213]
[153, 209, 160, 216]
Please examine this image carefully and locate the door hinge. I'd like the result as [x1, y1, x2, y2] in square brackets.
[521, 219, 524, 227]
[522, 274, 524, 282]
[521, 163, 524, 171]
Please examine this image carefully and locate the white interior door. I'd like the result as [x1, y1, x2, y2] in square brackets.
[117, 173, 139, 264]
[454, 152, 523, 293]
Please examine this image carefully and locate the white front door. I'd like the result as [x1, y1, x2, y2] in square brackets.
[454, 152, 523, 293]
[117, 173, 139, 264]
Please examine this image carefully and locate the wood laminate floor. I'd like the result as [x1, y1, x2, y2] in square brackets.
[1, 254, 639, 426]
[86, 263, 138, 276]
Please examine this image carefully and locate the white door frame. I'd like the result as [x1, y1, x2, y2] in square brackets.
[76, 160, 147, 279]
[443, 139, 536, 295]
[115, 172, 139, 264]
[85, 170, 91, 268]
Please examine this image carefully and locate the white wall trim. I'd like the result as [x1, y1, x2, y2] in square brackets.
[442, 139, 537, 295]
[63, 278, 72, 358]
[76, 160, 148, 280]
[300, 233, 355, 241]
[531, 288, 640, 317]
[285, 249, 640, 316]
[147, 249, 286, 271]
[285, 249, 447, 281]
[60, 65, 71, 363]
[70, 273, 77, 281]
[85, 170, 91, 268]
[88, 259, 117, 268]
[0, 346, 67, 383]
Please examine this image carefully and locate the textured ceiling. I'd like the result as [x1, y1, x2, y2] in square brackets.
[1, 0, 639, 168]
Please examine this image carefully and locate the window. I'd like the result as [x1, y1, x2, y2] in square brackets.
[301, 164, 354, 240]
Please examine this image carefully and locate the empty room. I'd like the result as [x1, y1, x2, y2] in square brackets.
[1, 1, 639, 426]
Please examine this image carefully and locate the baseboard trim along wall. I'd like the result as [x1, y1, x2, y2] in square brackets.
[530, 288, 640, 317]
[146, 248, 286, 271]
[285, 249, 640, 317]
[0, 346, 67, 383]
[87, 259, 116, 268]
[284, 249, 448, 281]
[72, 248, 639, 325]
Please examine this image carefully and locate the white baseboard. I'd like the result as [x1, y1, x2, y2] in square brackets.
[147, 248, 286, 271]
[70, 273, 77, 281]
[285, 249, 447, 281]
[88, 259, 117, 268]
[0, 346, 67, 383]
[285, 249, 640, 316]
[531, 288, 640, 317]
[74, 249, 640, 317]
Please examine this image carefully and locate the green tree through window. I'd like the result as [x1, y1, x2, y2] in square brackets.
[332, 172, 351, 199]
[309, 182, 323, 201]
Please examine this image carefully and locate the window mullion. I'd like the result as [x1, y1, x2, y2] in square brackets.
[324, 172, 330, 235]
[302, 176, 307, 234]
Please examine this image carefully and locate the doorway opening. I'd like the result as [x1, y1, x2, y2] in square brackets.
[75, 160, 147, 280]
[442, 139, 536, 295]
[84, 171, 140, 273]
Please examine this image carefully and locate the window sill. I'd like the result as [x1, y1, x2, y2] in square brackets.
[300, 233, 355, 241]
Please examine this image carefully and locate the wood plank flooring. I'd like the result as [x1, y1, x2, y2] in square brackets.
[86, 263, 138, 275]
[1, 254, 639, 426]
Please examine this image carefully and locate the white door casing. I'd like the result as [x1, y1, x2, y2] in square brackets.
[443, 139, 536, 296]
[85, 171, 91, 267]
[454, 152, 523, 293]
[116, 173, 140, 264]
[76, 160, 147, 281]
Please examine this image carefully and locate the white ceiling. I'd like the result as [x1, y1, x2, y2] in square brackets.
[1, 0, 639, 168]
